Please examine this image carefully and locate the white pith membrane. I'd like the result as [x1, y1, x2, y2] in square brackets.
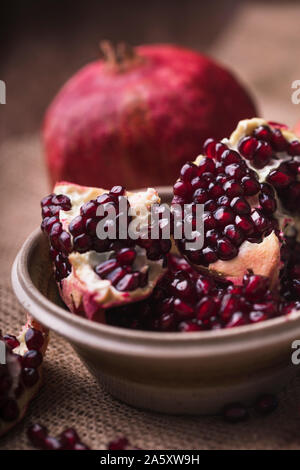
[53, 183, 167, 314]
[0, 317, 48, 437]
[185, 118, 300, 285]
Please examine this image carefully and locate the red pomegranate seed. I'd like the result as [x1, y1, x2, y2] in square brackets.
[41, 193, 55, 207]
[173, 298, 194, 319]
[216, 238, 238, 260]
[69, 215, 85, 236]
[25, 328, 44, 350]
[203, 138, 217, 159]
[288, 140, 300, 156]
[51, 194, 72, 210]
[238, 136, 258, 160]
[224, 224, 245, 246]
[110, 185, 125, 196]
[226, 312, 247, 328]
[254, 394, 278, 415]
[222, 403, 249, 423]
[3, 334, 19, 350]
[73, 442, 90, 450]
[27, 423, 49, 447]
[116, 248, 136, 265]
[43, 436, 62, 450]
[193, 188, 208, 203]
[73, 233, 93, 253]
[235, 215, 254, 235]
[241, 176, 260, 196]
[22, 350, 43, 369]
[244, 273, 269, 300]
[108, 437, 129, 450]
[116, 273, 140, 291]
[230, 197, 250, 215]
[173, 180, 192, 198]
[197, 157, 216, 175]
[259, 192, 277, 214]
[60, 428, 80, 449]
[58, 231, 73, 254]
[213, 206, 235, 228]
[271, 128, 288, 151]
[80, 200, 98, 218]
[252, 141, 273, 168]
[253, 125, 272, 142]
[180, 162, 198, 181]
[179, 321, 202, 332]
[267, 169, 292, 188]
[197, 297, 217, 320]
[223, 180, 243, 198]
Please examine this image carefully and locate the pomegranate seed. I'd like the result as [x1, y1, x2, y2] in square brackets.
[69, 215, 85, 236]
[259, 193, 277, 214]
[203, 138, 217, 159]
[221, 149, 242, 165]
[224, 224, 244, 246]
[108, 437, 129, 450]
[180, 162, 198, 181]
[216, 238, 238, 260]
[73, 442, 90, 450]
[110, 185, 125, 196]
[73, 233, 93, 253]
[41, 193, 55, 207]
[197, 297, 217, 320]
[173, 180, 192, 198]
[222, 403, 249, 423]
[51, 194, 72, 210]
[226, 312, 247, 328]
[80, 200, 98, 217]
[22, 350, 43, 368]
[241, 176, 260, 196]
[271, 128, 288, 151]
[3, 334, 19, 350]
[267, 169, 292, 188]
[107, 268, 128, 286]
[235, 215, 254, 235]
[223, 180, 243, 198]
[116, 273, 140, 291]
[43, 436, 62, 450]
[60, 428, 80, 449]
[25, 328, 44, 350]
[254, 394, 278, 415]
[116, 248, 136, 265]
[238, 136, 258, 160]
[253, 125, 272, 142]
[244, 273, 269, 300]
[58, 231, 72, 254]
[230, 197, 250, 215]
[288, 140, 300, 156]
[252, 141, 273, 168]
[179, 321, 202, 332]
[193, 188, 208, 203]
[213, 207, 235, 228]
[27, 423, 48, 447]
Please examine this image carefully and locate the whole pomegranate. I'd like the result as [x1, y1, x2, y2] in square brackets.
[43, 42, 257, 189]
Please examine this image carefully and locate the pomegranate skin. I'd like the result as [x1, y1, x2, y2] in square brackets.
[43, 44, 257, 189]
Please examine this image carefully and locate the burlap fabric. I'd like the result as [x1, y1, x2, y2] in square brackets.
[1, 135, 300, 450]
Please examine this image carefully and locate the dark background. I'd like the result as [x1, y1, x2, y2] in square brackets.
[2, 0, 300, 142]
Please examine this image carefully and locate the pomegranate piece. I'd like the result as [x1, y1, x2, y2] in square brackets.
[41, 183, 171, 320]
[0, 319, 49, 437]
[171, 135, 279, 280]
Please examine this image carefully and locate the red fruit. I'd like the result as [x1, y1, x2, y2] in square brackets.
[0, 321, 48, 437]
[44, 43, 256, 189]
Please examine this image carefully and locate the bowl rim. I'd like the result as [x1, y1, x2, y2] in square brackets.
[11, 227, 300, 358]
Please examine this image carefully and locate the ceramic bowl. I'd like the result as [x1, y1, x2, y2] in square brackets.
[11, 186, 300, 414]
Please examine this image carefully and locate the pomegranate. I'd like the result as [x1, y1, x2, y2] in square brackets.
[27, 424, 90, 450]
[41, 182, 171, 320]
[43, 42, 256, 189]
[0, 317, 48, 437]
